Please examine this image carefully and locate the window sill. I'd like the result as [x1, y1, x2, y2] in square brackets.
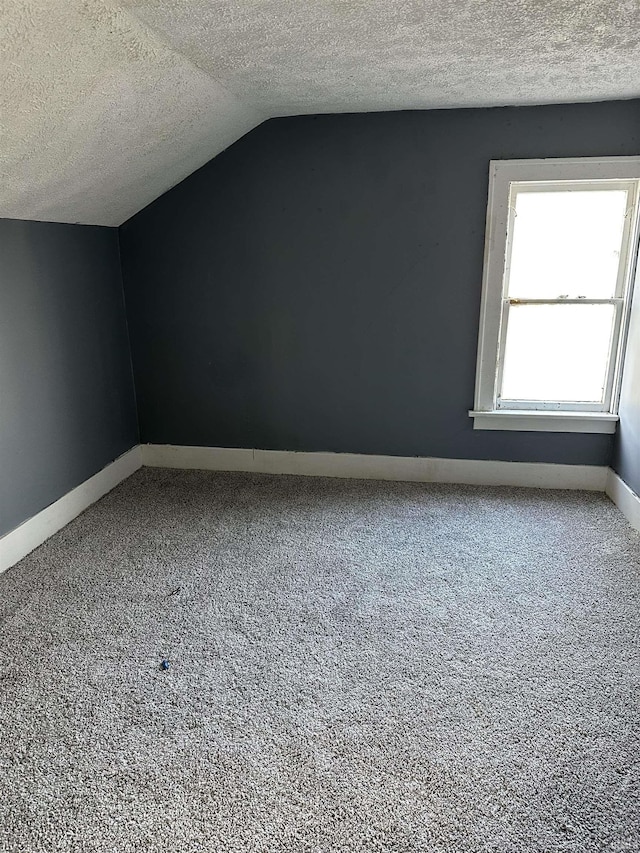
[468, 410, 619, 434]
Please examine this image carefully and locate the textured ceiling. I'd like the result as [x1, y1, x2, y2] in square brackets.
[125, 0, 640, 115]
[0, 1, 264, 226]
[2, 0, 640, 226]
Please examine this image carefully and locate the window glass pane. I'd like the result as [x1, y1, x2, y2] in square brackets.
[500, 303, 615, 403]
[507, 188, 628, 299]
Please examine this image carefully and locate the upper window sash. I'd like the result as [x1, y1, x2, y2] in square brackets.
[504, 180, 637, 302]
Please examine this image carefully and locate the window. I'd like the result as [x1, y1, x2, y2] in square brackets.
[470, 157, 640, 433]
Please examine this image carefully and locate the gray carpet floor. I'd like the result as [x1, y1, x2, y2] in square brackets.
[0, 468, 639, 853]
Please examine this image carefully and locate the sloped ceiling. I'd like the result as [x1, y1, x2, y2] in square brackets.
[2, 0, 640, 227]
[0, 1, 264, 227]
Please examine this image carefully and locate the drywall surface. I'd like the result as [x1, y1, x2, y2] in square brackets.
[0, 219, 138, 537]
[612, 275, 640, 495]
[120, 101, 640, 464]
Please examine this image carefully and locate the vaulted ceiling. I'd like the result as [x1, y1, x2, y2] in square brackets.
[3, 0, 640, 227]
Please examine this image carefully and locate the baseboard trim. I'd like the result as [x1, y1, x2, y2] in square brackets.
[141, 444, 609, 491]
[0, 446, 142, 575]
[606, 469, 640, 534]
[4, 447, 633, 577]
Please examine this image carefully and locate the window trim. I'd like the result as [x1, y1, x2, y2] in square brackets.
[470, 156, 640, 433]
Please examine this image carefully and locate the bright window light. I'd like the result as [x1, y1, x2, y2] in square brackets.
[500, 302, 615, 403]
[507, 189, 628, 300]
[471, 158, 640, 433]
[499, 185, 627, 406]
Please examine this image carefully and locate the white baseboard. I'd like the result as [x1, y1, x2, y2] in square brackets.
[3, 446, 633, 578]
[141, 444, 608, 491]
[606, 469, 640, 534]
[0, 446, 142, 575]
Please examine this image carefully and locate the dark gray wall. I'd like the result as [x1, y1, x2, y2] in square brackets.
[120, 100, 640, 464]
[612, 272, 640, 495]
[0, 219, 138, 536]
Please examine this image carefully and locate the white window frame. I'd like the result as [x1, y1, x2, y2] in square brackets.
[470, 157, 640, 434]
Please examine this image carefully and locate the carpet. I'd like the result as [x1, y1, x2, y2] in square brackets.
[0, 468, 638, 852]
